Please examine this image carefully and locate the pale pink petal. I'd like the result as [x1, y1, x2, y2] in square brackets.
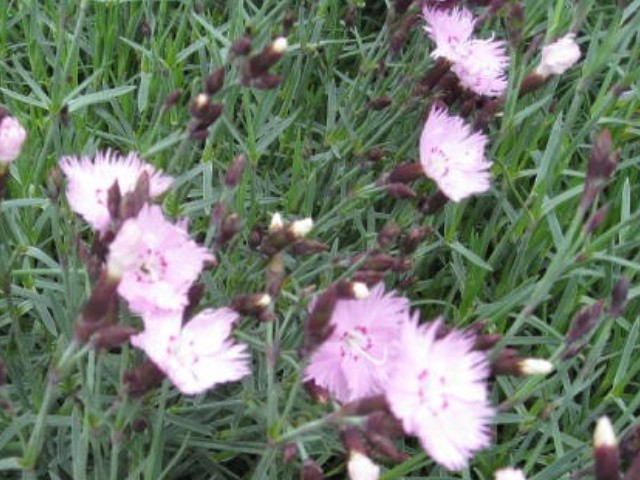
[305, 284, 411, 403]
[385, 318, 494, 471]
[0, 116, 27, 164]
[419, 106, 492, 201]
[59, 150, 173, 233]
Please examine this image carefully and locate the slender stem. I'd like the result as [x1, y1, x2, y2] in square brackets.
[274, 412, 365, 444]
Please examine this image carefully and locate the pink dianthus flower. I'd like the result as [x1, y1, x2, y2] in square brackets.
[59, 150, 173, 234]
[0, 116, 27, 165]
[107, 205, 213, 315]
[131, 307, 250, 395]
[304, 284, 410, 403]
[419, 106, 491, 201]
[423, 7, 509, 97]
[385, 318, 494, 471]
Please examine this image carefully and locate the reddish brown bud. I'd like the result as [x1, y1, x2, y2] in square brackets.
[474, 333, 502, 351]
[205, 68, 225, 95]
[79, 272, 120, 327]
[92, 325, 138, 350]
[341, 427, 368, 455]
[231, 35, 252, 56]
[124, 361, 165, 398]
[132, 418, 148, 433]
[282, 443, 298, 463]
[120, 171, 150, 221]
[246, 37, 288, 79]
[415, 58, 451, 96]
[352, 270, 385, 287]
[217, 213, 243, 247]
[339, 395, 390, 417]
[344, 5, 357, 28]
[377, 222, 401, 249]
[366, 147, 385, 162]
[419, 189, 449, 215]
[360, 252, 399, 272]
[251, 73, 284, 90]
[585, 205, 609, 233]
[303, 287, 338, 354]
[594, 417, 620, 480]
[163, 89, 182, 112]
[107, 180, 121, 222]
[385, 183, 417, 199]
[367, 96, 392, 111]
[303, 379, 331, 404]
[231, 293, 272, 318]
[401, 226, 431, 254]
[364, 412, 408, 461]
[291, 239, 328, 256]
[387, 162, 423, 184]
[301, 459, 325, 480]
[582, 130, 619, 211]
[248, 225, 264, 249]
[565, 300, 604, 345]
[266, 252, 286, 297]
[224, 154, 247, 188]
[184, 282, 205, 321]
[611, 277, 629, 317]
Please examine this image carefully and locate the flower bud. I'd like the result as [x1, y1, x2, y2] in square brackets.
[387, 162, 423, 184]
[494, 467, 527, 480]
[92, 325, 138, 350]
[0, 116, 27, 165]
[291, 218, 313, 238]
[301, 459, 325, 480]
[205, 68, 225, 95]
[246, 37, 288, 79]
[593, 416, 620, 480]
[565, 300, 604, 345]
[518, 358, 554, 376]
[385, 183, 417, 199]
[585, 205, 609, 234]
[610, 277, 629, 317]
[377, 222, 401, 249]
[291, 239, 328, 256]
[231, 293, 272, 318]
[231, 35, 252, 56]
[162, 89, 182, 112]
[124, 361, 165, 397]
[347, 452, 380, 480]
[535, 33, 581, 78]
[224, 154, 247, 188]
[367, 96, 391, 111]
[250, 73, 283, 90]
[269, 212, 284, 232]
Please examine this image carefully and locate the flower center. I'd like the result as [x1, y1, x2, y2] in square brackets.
[136, 247, 168, 283]
[339, 326, 386, 365]
[417, 369, 451, 416]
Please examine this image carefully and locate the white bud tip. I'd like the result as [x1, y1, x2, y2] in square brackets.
[195, 93, 209, 107]
[352, 282, 370, 299]
[494, 467, 527, 480]
[257, 294, 272, 307]
[269, 212, 284, 232]
[272, 37, 288, 54]
[594, 416, 617, 448]
[519, 358, 554, 375]
[291, 217, 314, 238]
[347, 452, 380, 480]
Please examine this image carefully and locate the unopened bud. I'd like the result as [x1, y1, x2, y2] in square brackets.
[231, 35, 252, 56]
[385, 183, 416, 199]
[387, 162, 423, 184]
[269, 212, 284, 232]
[291, 217, 313, 238]
[360, 252, 398, 272]
[282, 443, 298, 463]
[475, 333, 502, 351]
[231, 293, 272, 317]
[565, 300, 604, 345]
[585, 205, 609, 234]
[535, 33, 581, 78]
[266, 252, 285, 297]
[366, 148, 385, 163]
[494, 468, 527, 480]
[216, 213, 243, 247]
[291, 239, 328, 256]
[347, 451, 380, 480]
[610, 277, 629, 317]
[92, 325, 138, 350]
[246, 37, 288, 79]
[224, 154, 247, 188]
[205, 68, 225, 95]
[419, 189, 449, 215]
[251, 73, 283, 90]
[163, 89, 182, 112]
[594, 416, 620, 480]
[124, 361, 165, 397]
[301, 459, 325, 480]
[377, 222, 401, 249]
[401, 226, 431, 254]
[303, 379, 331, 404]
[519, 358, 554, 376]
[352, 270, 385, 287]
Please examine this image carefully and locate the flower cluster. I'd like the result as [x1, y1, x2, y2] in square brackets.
[61, 150, 250, 395]
[423, 7, 509, 97]
[305, 285, 494, 470]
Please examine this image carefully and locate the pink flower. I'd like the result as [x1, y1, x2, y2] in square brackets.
[494, 468, 527, 480]
[107, 205, 213, 315]
[419, 106, 491, 201]
[131, 308, 250, 395]
[385, 318, 494, 471]
[59, 150, 173, 233]
[423, 7, 509, 97]
[535, 33, 581, 78]
[304, 284, 411, 403]
[0, 116, 27, 164]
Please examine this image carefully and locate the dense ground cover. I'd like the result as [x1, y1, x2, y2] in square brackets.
[1, 0, 640, 478]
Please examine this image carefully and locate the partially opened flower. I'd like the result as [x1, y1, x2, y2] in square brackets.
[304, 284, 410, 403]
[107, 205, 213, 315]
[535, 33, 581, 78]
[131, 307, 250, 395]
[0, 115, 27, 165]
[59, 150, 173, 233]
[385, 318, 494, 471]
[494, 467, 527, 480]
[419, 106, 491, 201]
[423, 7, 509, 97]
